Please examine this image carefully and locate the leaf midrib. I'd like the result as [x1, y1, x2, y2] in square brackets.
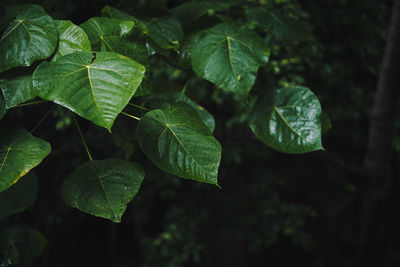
[273, 106, 303, 139]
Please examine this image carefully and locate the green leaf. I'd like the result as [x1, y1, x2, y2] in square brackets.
[80, 17, 148, 66]
[33, 51, 146, 131]
[0, 127, 51, 192]
[137, 103, 221, 185]
[144, 15, 184, 51]
[0, 4, 58, 72]
[0, 69, 36, 108]
[61, 158, 145, 223]
[171, 1, 233, 27]
[142, 93, 215, 132]
[101, 6, 183, 51]
[246, 7, 311, 43]
[191, 23, 269, 98]
[0, 172, 38, 220]
[249, 86, 323, 154]
[0, 224, 47, 265]
[51, 20, 91, 62]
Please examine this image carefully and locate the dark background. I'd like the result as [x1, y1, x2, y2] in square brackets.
[0, 0, 397, 266]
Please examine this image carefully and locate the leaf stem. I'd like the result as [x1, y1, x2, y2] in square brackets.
[128, 103, 150, 111]
[30, 106, 55, 133]
[73, 116, 93, 161]
[15, 100, 49, 107]
[121, 111, 140, 121]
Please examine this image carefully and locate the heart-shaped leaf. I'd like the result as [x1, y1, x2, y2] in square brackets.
[0, 171, 38, 220]
[0, 224, 47, 265]
[61, 158, 145, 223]
[33, 51, 146, 131]
[137, 103, 221, 185]
[51, 20, 91, 62]
[0, 4, 58, 72]
[142, 92, 215, 132]
[0, 69, 36, 108]
[191, 23, 269, 98]
[249, 86, 323, 154]
[0, 127, 51, 192]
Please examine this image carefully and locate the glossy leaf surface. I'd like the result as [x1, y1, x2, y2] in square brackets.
[52, 20, 91, 62]
[0, 127, 51, 192]
[0, 172, 38, 220]
[33, 51, 145, 131]
[249, 86, 323, 154]
[138, 103, 221, 185]
[0, 4, 58, 72]
[61, 158, 145, 223]
[142, 92, 215, 132]
[0, 70, 36, 108]
[191, 23, 269, 98]
[0, 224, 47, 265]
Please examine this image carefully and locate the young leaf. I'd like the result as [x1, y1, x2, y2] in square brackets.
[0, 127, 50, 192]
[191, 23, 269, 98]
[142, 92, 216, 132]
[0, 172, 38, 220]
[0, 224, 47, 265]
[80, 17, 148, 66]
[249, 86, 323, 154]
[51, 20, 92, 62]
[33, 51, 145, 132]
[137, 103, 221, 186]
[0, 69, 37, 108]
[61, 158, 145, 223]
[0, 4, 58, 72]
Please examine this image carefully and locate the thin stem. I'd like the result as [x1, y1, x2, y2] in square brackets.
[30, 106, 55, 133]
[121, 111, 140, 121]
[73, 116, 93, 161]
[128, 103, 150, 111]
[15, 100, 49, 107]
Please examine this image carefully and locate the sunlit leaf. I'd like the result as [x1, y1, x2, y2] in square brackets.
[61, 158, 145, 223]
[249, 86, 323, 153]
[33, 51, 145, 131]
